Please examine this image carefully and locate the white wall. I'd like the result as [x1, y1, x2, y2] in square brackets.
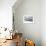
[13, 0, 41, 46]
[41, 0, 46, 46]
[0, 0, 16, 30]
[13, 0, 46, 46]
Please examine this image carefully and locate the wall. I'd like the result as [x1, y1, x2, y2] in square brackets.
[13, 0, 41, 46]
[41, 0, 46, 46]
[0, 0, 16, 30]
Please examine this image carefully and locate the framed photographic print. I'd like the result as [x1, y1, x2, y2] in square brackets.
[23, 15, 34, 23]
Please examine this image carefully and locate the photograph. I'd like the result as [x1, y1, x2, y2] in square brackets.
[23, 15, 34, 23]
